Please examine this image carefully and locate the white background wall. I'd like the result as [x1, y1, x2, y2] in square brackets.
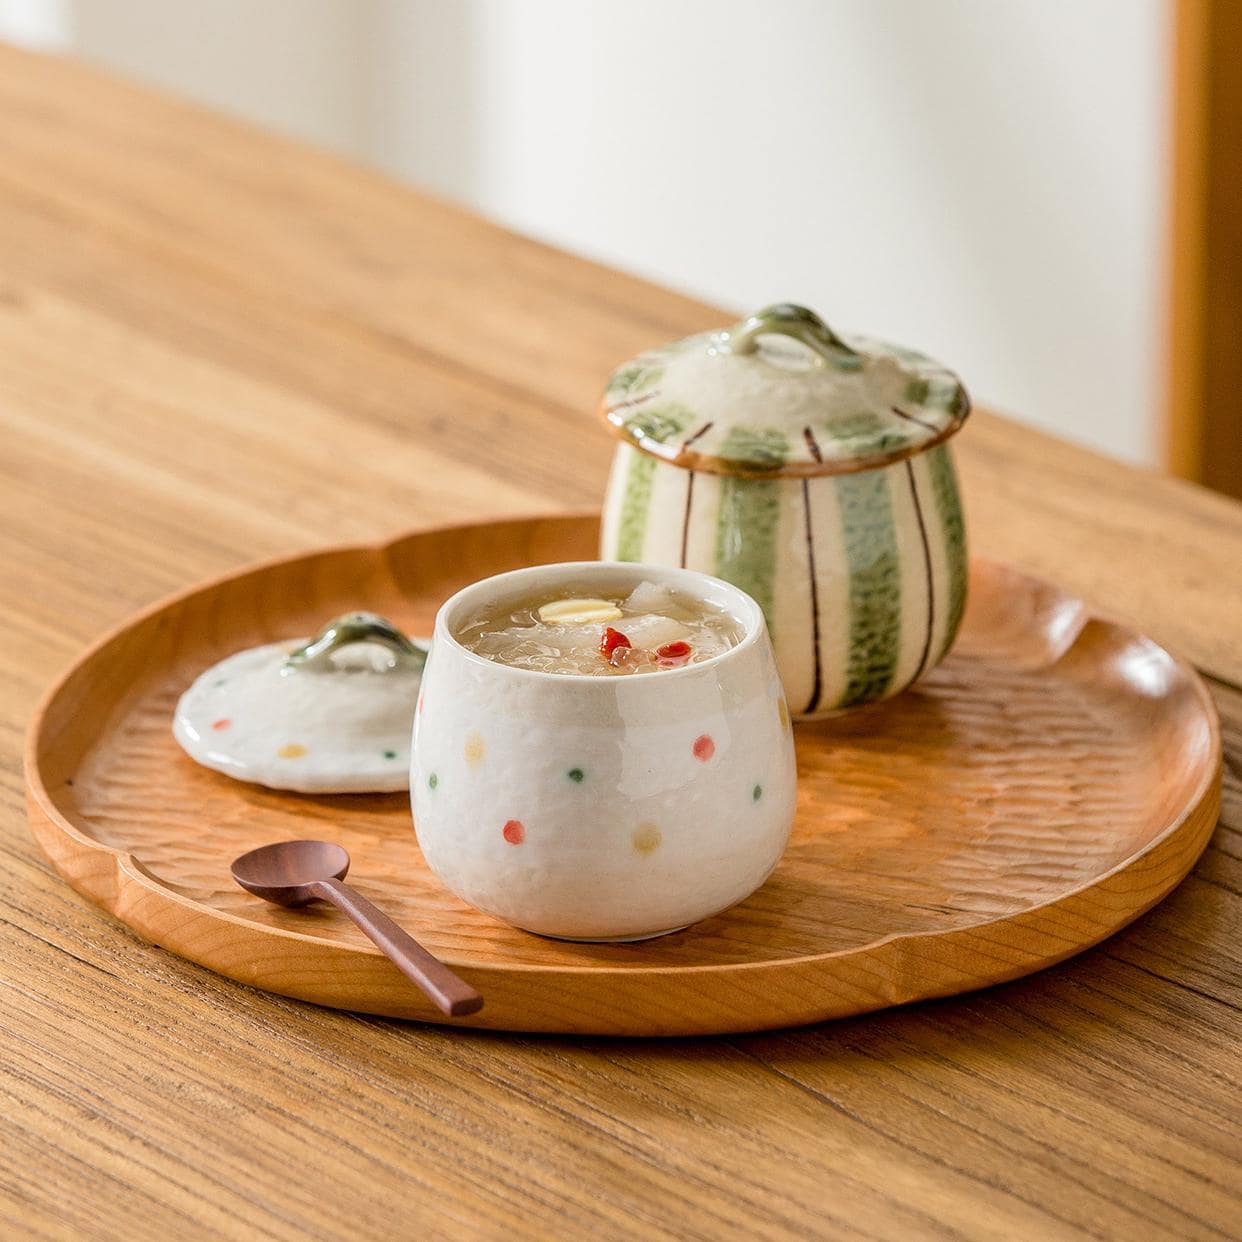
[0, 0, 1168, 464]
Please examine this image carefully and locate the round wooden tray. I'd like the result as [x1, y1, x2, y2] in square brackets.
[26, 514, 1221, 1036]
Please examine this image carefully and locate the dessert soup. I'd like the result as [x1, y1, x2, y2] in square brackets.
[455, 580, 742, 676]
[412, 562, 797, 941]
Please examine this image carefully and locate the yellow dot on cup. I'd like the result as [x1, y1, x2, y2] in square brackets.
[777, 699, 790, 732]
[632, 823, 662, 855]
[277, 743, 307, 759]
[464, 730, 485, 765]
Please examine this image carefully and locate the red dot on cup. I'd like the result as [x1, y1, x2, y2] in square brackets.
[502, 819, 525, 845]
[211, 718, 231, 731]
[693, 734, 715, 761]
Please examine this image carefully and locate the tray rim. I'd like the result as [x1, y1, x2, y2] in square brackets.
[24, 512, 1223, 1029]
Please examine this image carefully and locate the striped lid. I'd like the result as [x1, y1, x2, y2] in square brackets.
[600, 304, 970, 478]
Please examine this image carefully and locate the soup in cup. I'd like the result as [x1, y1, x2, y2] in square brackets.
[411, 562, 796, 941]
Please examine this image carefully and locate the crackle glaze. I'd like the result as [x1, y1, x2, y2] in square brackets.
[411, 563, 796, 941]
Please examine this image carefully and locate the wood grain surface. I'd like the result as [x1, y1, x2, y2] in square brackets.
[25, 521, 1222, 1035]
[1, 44, 1239, 1240]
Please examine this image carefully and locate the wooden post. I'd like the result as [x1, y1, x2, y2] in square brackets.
[1167, 0, 1242, 497]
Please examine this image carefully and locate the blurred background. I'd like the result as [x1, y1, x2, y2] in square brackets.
[2, 0, 1235, 491]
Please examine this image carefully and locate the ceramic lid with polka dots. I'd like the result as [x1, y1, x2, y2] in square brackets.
[599, 303, 970, 478]
[173, 612, 428, 794]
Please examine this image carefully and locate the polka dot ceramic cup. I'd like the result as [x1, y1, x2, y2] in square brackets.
[411, 562, 797, 942]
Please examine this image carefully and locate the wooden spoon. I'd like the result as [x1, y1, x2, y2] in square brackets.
[230, 839, 483, 1017]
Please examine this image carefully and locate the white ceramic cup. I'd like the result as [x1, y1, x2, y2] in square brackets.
[411, 562, 797, 941]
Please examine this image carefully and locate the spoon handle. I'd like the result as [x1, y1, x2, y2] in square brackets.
[310, 877, 483, 1017]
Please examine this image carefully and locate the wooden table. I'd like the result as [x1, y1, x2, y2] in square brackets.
[2, 46, 1238, 1241]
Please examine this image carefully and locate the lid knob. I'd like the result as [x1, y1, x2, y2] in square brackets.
[284, 611, 427, 673]
[721, 303, 860, 368]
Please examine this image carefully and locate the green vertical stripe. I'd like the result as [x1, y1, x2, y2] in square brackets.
[614, 449, 656, 562]
[712, 429, 786, 623]
[714, 477, 780, 624]
[837, 470, 903, 707]
[927, 445, 967, 659]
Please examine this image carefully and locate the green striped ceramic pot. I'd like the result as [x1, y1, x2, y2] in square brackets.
[599, 304, 970, 719]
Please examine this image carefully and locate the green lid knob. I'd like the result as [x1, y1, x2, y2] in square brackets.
[284, 612, 427, 673]
[722, 303, 860, 368]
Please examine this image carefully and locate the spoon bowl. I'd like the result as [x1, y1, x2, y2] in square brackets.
[231, 839, 350, 906]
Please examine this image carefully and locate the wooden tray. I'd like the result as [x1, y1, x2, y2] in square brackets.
[26, 514, 1221, 1036]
